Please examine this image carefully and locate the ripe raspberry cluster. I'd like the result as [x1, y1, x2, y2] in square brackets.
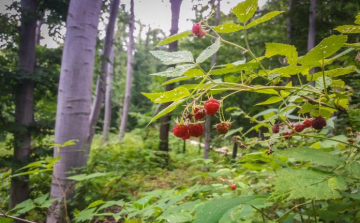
[272, 117, 327, 140]
[192, 23, 206, 38]
[173, 98, 232, 140]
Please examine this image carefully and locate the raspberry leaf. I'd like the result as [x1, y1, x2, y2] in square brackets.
[150, 64, 195, 77]
[142, 87, 190, 103]
[155, 30, 192, 47]
[265, 43, 298, 64]
[196, 38, 221, 63]
[149, 99, 186, 124]
[232, 0, 258, 23]
[210, 62, 259, 75]
[334, 25, 360, 34]
[246, 11, 284, 29]
[214, 23, 243, 33]
[150, 50, 194, 65]
[307, 66, 356, 81]
[256, 96, 283, 106]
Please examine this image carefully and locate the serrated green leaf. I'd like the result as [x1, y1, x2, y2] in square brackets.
[150, 64, 196, 77]
[334, 25, 360, 34]
[142, 87, 190, 103]
[67, 172, 110, 181]
[252, 89, 279, 95]
[330, 80, 345, 88]
[246, 11, 284, 29]
[315, 76, 332, 90]
[348, 109, 360, 131]
[298, 35, 348, 66]
[74, 208, 97, 222]
[345, 162, 360, 179]
[256, 96, 282, 106]
[214, 23, 243, 33]
[162, 76, 193, 85]
[155, 31, 192, 47]
[34, 193, 49, 205]
[265, 43, 298, 64]
[150, 99, 185, 124]
[355, 13, 360, 24]
[232, 0, 258, 23]
[210, 62, 259, 75]
[276, 147, 344, 166]
[196, 38, 221, 63]
[270, 169, 344, 201]
[150, 51, 194, 65]
[263, 66, 307, 77]
[185, 69, 204, 77]
[87, 200, 106, 209]
[307, 66, 357, 81]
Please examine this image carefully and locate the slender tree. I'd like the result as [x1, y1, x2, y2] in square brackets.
[158, 0, 183, 155]
[204, 0, 220, 159]
[10, 0, 37, 209]
[90, 0, 120, 143]
[102, 46, 114, 142]
[118, 0, 135, 141]
[46, 0, 103, 222]
[307, 0, 317, 86]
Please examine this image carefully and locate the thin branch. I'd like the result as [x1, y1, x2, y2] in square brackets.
[0, 209, 37, 223]
[250, 205, 273, 221]
[276, 201, 311, 222]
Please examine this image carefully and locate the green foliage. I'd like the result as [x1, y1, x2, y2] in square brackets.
[232, 0, 258, 23]
[155, 31, 192, 47]
[142, 87, 190, 103]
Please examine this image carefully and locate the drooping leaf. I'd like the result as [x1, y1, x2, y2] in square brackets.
[265, 43, 298, 64]
[334, 25, 360, 34]
[246, 11, 284, 29]
[232, 0, 258, 23]
[307, 66, 357, 81]
[214, 23, 243, 33]
[276, 147, 344, 166]
[150, 51, 194, 65]
[196, 38, 221, 63]
[256, 96, 283, 106]
[252, 89, 279, 95]
[150, 64, 196, 77]
[210, 62, 259, 75]
[155, 31, 192, 47]
[184, 69, 204, 77]
[270, 169, 344, 201]
[142, 87, 190, 103]
[264, 66, 307, 77]
[298, 35, 348, 66]
[162, 76, 193, 85]
[149, 99, 185, 124]
[67, 172, 111, 181]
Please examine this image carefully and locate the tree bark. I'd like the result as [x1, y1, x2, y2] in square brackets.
[102, 46, 114, 142]
[308, 0, 317, 84]
[158, 0, 183, 154]
[118, 0, 135, 141]
[204, 0, 220, 159]
[10, 0, 37, 210]
[46, 0, 102, 222]
[89, 0, 120, 144]
[286, 0, 293, 42]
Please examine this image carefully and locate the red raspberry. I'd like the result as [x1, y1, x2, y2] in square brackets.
[215, 122, 231, 134]
[302, 119, 312, 128]
[272, 124, 279, 133]
[312, 117, 327, 130]
[204, 99, 220, 116]
[192, 23, 206, 38]
[230, 184, 236, 190]
[188, 123, 204, 137]
[194, 106, 206, 120]
[294, 124, 305, 132]
[182, 132, 191, 140]
[173, 124, 188, 138]
[282, 131, 293, 140]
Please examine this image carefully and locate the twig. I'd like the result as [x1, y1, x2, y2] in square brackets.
[0, 209, 37, 223]
[276, 201, 311, 222]
[250, 205, 273, 221]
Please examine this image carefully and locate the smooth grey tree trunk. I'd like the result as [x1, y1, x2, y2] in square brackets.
[102, 46, 115, 142]
[308, 0, 317, 85]
[90, 0, 120, 144]
[204, 0, 220, 159]
[10, 0, 37, 210]
[46, 0, 102, 222]
[158, 0, 183, 155]
[118, 0, 135, 141]
[286, 0, 293, 41]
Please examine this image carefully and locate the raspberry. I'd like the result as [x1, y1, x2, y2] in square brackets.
[312, 117, 327, 130]
[282, 131, 293, 140]
[173, 124, 188, 138]
[230, 184, 236, 190]
[272, 124, 279, 133]
[194, 106, 206, 120]
[182, 132, 191, 140]
[188, 123, 204, 137]
[215, 122, 231, 134]
[294, 124, 305, 132]
[302, 119, 312, 128]
[192, 23, 206, 38]
[204, 99, 220, 116]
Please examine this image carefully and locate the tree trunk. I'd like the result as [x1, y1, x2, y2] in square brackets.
[232, 141, 238, 159]
[158, 0, 183, 155]
[308, 0, 317, 84]
[46, 0, 102, 222]
[10, 0, 37, 210]
[118, 0, 135, 141]
[89, 0, 120, 143]
[286, 0, 293, 42]
[102, 46, 114, 142]
[204, 0, 220, 159]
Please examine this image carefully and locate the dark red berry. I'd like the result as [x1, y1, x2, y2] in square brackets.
[294, 124, 305, 132]
[173, 124, 188, 138]
[188, 123, 204, 137]
[204, 99, 220, 116]
[215, 122, 231, 134]
[182, 132, 191, 140]
[272, 124, 279, 133]
[311, 117, 327, 130]
[230, 184, 236, 190]
[302, 119, 312, 128]
[194, 107, 206, 120]
[192, 23, 206, 38]
[282, 131, 293, 140]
